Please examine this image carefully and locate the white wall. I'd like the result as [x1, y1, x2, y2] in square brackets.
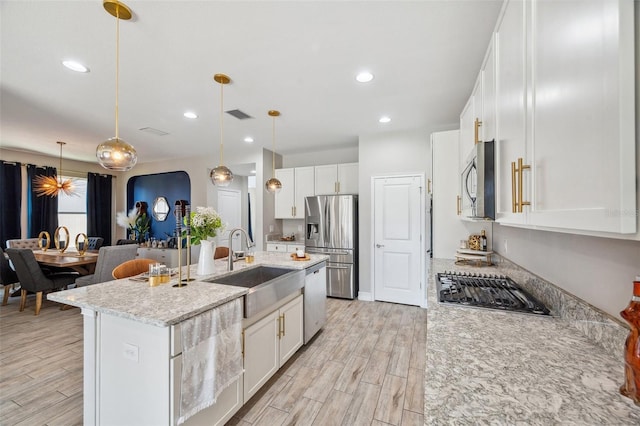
[358, 128, 433, 295]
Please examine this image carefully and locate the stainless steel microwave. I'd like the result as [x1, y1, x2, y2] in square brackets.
[461, 139, 495, 220]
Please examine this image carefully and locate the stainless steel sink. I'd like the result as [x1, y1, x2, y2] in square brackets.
[204, 266, 304, 318]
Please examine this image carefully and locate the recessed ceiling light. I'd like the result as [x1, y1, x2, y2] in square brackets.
[183, 111, 198, 119]
[356, 71, 374, 83]
[250, 170, 256, 174]
[379, 116, 391, 123]
[244, 137, 254, 143]
[62, 60, 89, 73]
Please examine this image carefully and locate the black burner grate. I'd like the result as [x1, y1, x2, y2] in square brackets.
[436, 271, 550, 315]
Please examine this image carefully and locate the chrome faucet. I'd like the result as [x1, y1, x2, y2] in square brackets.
[227, 228, 255, 271]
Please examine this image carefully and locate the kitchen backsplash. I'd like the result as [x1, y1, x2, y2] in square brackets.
[494, 255, 629, 359]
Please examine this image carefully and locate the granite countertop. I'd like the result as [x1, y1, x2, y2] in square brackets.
[48, 251, 328, 327]
[426, 258, 640, 425]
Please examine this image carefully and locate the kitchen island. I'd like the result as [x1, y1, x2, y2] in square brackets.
[426, 258, 640, 424]
[48, 251, 328, 426]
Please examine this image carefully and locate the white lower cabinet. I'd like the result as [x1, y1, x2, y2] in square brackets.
[243, 293, 303, 401]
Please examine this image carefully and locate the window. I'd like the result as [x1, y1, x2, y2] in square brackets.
[58, 176, 87, 248]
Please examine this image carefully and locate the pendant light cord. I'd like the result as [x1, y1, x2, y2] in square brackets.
[58, 142, 63, 185]
[219, 81, 224, 165]
[114, 7, 120, 139]
[272, 116, 276, 176]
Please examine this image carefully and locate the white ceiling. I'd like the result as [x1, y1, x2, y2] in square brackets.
[0, 0, 503, 166]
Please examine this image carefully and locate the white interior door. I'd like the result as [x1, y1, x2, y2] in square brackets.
[373, 175, 424, 306]
[217, 189, 242, 251]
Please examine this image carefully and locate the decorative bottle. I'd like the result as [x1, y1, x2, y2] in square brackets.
[480, 230, 487, 251]
[620, 276, 640, 405]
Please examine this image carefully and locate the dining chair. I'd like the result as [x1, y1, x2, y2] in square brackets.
[75, 244, 139, 287]
[214, 246, 229, 259]
[5, 238, 40, 250]
[112, 258, 158, 279]
[87, 237, 105, 251]
[6, 248, 79, 315]
[1, 247, 20, 306]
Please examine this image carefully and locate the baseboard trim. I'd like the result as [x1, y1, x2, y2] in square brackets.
[357, 291, 373, 301]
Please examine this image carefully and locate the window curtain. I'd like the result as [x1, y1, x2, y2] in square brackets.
[27, 164, 58, 238]
[0, 161, 22, 247]
[87, 173, 113, 246]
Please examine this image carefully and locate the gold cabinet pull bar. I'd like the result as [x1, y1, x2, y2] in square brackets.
[516, 157, 531, 212]
[456, 195, 461, 215]
[474, 118, 483, 144]
[511, 161, 517, 213]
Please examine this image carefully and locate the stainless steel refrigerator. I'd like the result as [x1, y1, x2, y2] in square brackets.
[305, 194, 358, 299]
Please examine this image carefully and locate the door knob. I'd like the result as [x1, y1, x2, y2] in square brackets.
[376, 244, 384, 248]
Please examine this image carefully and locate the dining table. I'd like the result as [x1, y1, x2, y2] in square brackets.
[32, 249, 99, 275]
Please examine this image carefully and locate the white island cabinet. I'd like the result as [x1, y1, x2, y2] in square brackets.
[47, 252, 329, 426]
[243, 293, 303, 401]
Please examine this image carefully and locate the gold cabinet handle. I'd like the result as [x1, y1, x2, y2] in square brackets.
[337, 182, 341, 193]
[278, 314, 285, 338]
[456, 195, 461, 215]
[511, 161, 517, 213]
[513, 157, 531, 212]
[427, 179, 431, 194]
[474, 118, 483, 144]
[281, 313, 285, 336]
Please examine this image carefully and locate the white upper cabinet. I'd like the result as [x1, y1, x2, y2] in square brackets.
[524, 0, 636, 234]
[459, 76, 482, 168]
[314, 163, 359, 195]
[490, 0, 636, 235]
[274, 167, 314, 219]
[495, 0, 528, 226]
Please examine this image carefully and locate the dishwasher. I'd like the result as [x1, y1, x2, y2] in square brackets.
[304, 261, 327, 344]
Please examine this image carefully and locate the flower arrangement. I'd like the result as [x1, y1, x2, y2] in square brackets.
[116, 207, 150, 240]
[116, 208, 138, 235]
[186, 206, 225, 245]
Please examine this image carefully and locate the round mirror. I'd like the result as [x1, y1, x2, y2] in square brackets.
[152, 196, 170, 221]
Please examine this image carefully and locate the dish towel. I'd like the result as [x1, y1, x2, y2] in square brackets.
[178, 298, 243, 425]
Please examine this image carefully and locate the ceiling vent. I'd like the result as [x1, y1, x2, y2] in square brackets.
[226, 109, 253, 120]
[139, 127, 169, 136]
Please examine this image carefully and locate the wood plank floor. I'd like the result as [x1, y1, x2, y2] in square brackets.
[229, 298, 427, 426]
[0, 293, 426, 426]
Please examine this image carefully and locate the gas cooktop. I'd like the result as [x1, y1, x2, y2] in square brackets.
[436, 271, 550, 316]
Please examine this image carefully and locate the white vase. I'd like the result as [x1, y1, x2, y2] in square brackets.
[196, 239, 216, 276]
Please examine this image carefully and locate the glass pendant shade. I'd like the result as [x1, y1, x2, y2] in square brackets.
[210, 73, 234, 186]
[210, 165, 233, 187]
[96, 137, 137, 171]
[265, 177, 282, 194]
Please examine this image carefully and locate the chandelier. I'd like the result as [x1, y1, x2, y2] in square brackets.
[33, 141, 76, 197]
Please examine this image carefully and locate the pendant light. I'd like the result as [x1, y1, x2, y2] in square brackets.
[209, 73, 234, 187]
[33, 141, 76, 197]
[265, 110, 282, 194]
[96, 0, 138, 171]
